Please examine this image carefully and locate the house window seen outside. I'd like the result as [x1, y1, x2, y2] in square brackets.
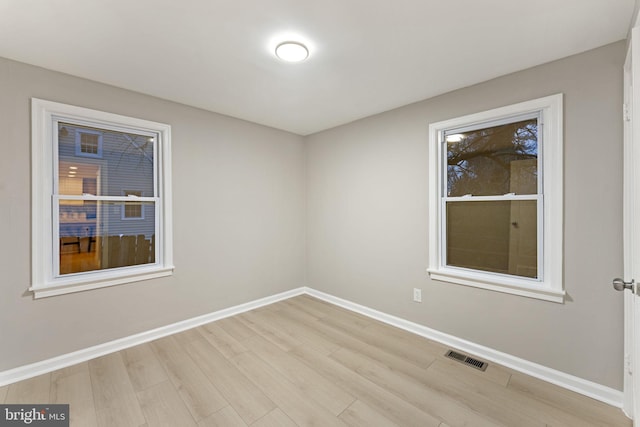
[123, 190, 144, 220]
[75, 129, 103, 158]
[58, 123, 156, 275]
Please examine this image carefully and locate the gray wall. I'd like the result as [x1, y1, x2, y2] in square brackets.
[0, 57, 306, 371]
[0, 41, 627, 391]
[306, 41, 626, 389]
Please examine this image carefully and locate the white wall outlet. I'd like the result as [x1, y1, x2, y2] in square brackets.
[413, 288, 422, 302]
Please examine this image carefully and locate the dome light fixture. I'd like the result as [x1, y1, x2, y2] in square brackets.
[275, 41, 309, 62]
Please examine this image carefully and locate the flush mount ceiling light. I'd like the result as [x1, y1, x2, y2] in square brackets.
[275, 41, 309, 62]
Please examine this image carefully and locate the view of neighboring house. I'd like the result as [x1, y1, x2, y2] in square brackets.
[57, 122, 156, 273]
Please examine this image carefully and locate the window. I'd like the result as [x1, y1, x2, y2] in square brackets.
[428, 94, 564, 303]
[31, 99, 173, 298]
[75, 128, 103, 158]
[122, 190, 144, 220]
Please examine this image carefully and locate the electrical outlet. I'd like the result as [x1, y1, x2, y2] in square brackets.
[413, 288, 422, 302]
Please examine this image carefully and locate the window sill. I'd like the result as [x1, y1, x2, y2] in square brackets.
[30, 266, 175, 299]
[427, 267, 565, 303]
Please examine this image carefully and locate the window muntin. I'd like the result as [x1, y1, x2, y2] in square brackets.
[80, 133, 99, 154]
[427, 94, 564, 303]
[31, 99, 173, 298]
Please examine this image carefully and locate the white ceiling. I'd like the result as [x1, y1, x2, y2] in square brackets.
[0, 0, 635, 135]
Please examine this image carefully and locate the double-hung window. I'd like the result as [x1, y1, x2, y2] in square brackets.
[31, 99, 174, 298]
[428, 94, 564, 302]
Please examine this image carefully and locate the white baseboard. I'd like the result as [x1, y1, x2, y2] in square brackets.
[304, 287, 625, 409]
[0, 285, 625, 411]
[0, 287, 305, 387]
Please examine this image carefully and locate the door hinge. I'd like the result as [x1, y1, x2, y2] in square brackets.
[624, 103, 631, 122]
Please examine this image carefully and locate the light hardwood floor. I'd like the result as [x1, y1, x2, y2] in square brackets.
[1, 295, 632, 427]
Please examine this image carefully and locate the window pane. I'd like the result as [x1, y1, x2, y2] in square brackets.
[446, 200, 537, 278]
[59, 200, 156, 275]
[58, 122, 155, 197]
[446, 118, 538, 196]
[80, 133, 99, 154]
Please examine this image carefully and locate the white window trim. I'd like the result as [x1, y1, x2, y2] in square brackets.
[31, 98, 174, 298]
[427, 94, 564, 303]
[74, 128, 103, 158]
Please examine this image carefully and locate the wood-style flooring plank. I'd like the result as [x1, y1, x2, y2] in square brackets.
[294, 295, 373, 328]
[290, 298, 518, 396]
[283, 295, 341, 320]
[230, 350, 348, 426]
[198, 322, 249, 359]
[507, 372, 632, 427]
[289, 345, 441, 427]
[136, 380, 197, 427]
[5, 373, 50, 404]
[284, 305, 443, 389]
[89, 353, 146, 427]
[268, 307, 342, 354]
[197, 406, 247, 427]
[253, 304, 282, 314]
[330, 347, 505, 427]
[0, 295, 631, 427]
[251, 408, 298, 427]
[338, 399, 400, 427]
[320, 314, 442, 370]
[236, 310, 303, 352]
[50, 363, 98, 427]
[235, 312, 293, 352]
[278, 298, 325, 321]
[364, 321, 515, 388]
[279, 299, 328, 325]
[151, 336, 227, 422]
[185, 338, 276, 425]
[425, 359, 559, 427]
[253, 309, 336, 355]
[433, 360, 580, 425]
[215, 316, 257, 341]
[335, 331, 439, 386]
[242, 334, 356, 416]
[171, 327, 204, 348]
[276, 301, 370, 350]
[121, 343, 168, 392]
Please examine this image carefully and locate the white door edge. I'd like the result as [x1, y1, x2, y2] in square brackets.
[623, 25, 639, 424]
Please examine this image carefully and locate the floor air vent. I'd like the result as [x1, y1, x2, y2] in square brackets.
[445, 350, 488, 371]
